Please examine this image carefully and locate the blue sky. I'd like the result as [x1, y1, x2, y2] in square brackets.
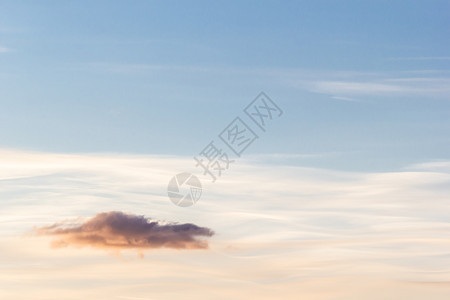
[0, 0, 449, 172]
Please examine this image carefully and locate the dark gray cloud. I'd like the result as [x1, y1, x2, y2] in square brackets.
[34, 211, 214, 253]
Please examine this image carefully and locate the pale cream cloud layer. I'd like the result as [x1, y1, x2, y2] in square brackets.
[0, 148, 449, 299]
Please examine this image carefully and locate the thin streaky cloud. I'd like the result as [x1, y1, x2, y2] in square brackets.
[78, 62, 216, 74]
[243, 152, 343, 162]
[117, 297, 156, 300]
[331, 95, 361, 102]
[301, 77, 450, 98]
[0, 26, 26, 33]
[407, 161, 450, 172]
[0, 46, 11, 53]
[389, 56, 450, 61]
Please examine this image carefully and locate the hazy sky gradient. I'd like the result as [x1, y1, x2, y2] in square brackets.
[0, 1, 449, 299]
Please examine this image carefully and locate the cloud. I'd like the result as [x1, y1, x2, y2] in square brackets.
[0, 46, 11, 53]
[34, 211, 214, 254]
[330, 95, 360, 102]
[408, 160, 450, 172]
[1, 149, 449, 298]
[306, 78, 450, 95]
[389, 56, 450, 61]
[299, 75, 450, 101]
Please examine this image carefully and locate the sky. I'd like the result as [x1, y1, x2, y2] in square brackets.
[0, 1, 449, 299]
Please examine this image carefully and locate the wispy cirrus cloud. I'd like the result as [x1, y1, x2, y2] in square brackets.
[300, 75, 450, 100]
[34, 211, 214, 256]
[71, 61, 450, 102]
[389, 56, 450, 61]
[0, 46, 11, 53]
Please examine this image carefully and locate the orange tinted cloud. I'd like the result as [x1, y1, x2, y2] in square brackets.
[34, 211, 214, 253]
